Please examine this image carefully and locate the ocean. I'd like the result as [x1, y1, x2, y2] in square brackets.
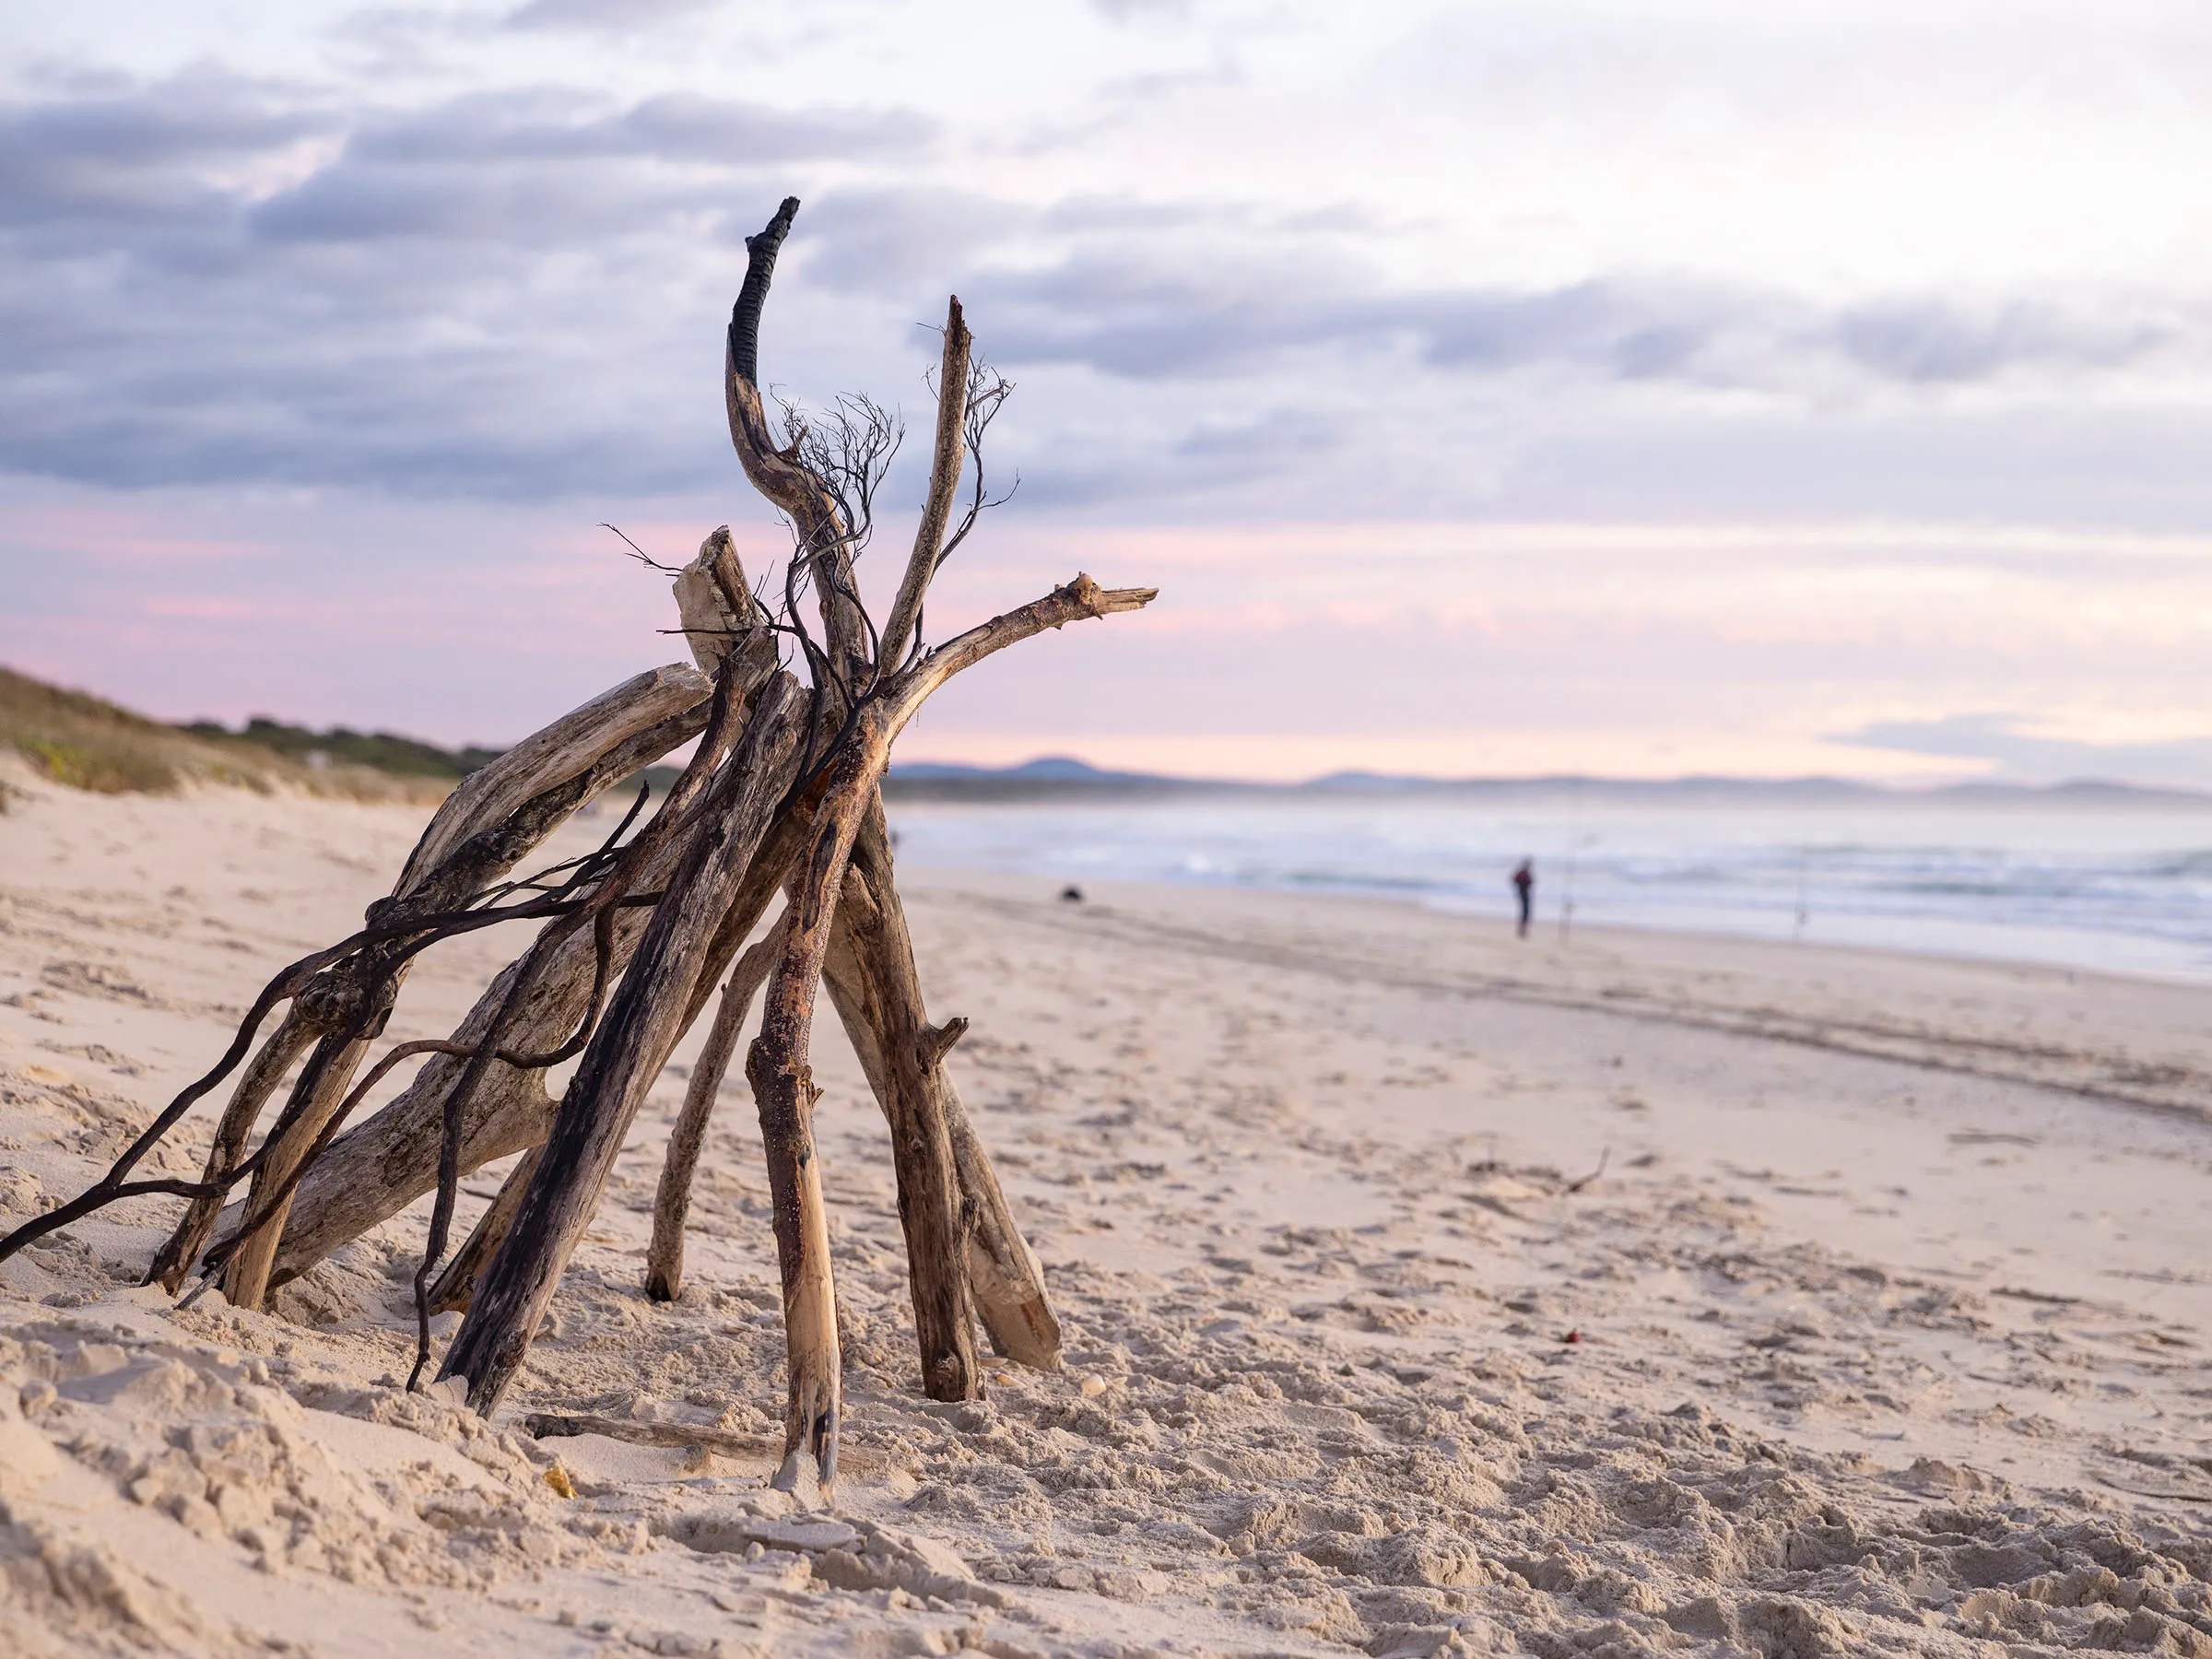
[883, 792, 2212, 984]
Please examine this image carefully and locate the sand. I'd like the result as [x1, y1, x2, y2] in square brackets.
[2, 758, 2209, 1658]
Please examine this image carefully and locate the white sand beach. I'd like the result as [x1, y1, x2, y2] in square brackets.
[3, 764, 2209, 1657]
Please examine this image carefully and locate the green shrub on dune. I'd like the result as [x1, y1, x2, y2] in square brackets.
[0, 665, 461, 803]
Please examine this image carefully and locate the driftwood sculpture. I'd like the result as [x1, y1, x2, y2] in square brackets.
[0, 195, 1154, 1493]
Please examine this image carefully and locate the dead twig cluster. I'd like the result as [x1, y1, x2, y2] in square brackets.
[0, 194, 1155, 1494]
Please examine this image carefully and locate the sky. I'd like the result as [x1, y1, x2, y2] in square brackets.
[5, 0, 2212, 783]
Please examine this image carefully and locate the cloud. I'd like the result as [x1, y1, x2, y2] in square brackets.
[1832, 713, 2212, 788]
[0, 73, 939, 497]
[0, 65, 2204, 517]
[1835, 300, 2168, 383]
[502, 0, 719, 32]
[1088, 0, 1195, 21]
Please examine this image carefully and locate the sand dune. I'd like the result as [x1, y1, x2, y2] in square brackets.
[3, 761, 2208, 1657]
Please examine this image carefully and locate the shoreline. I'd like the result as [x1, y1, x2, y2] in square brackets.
[906, 849, 2212, 998]
[884, 792, 2212, 990]
[898, 859, 2212, 1127]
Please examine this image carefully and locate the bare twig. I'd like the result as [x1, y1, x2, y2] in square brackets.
[1563, 1147, 1610, 1196]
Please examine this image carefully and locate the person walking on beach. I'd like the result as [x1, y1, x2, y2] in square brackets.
[1511, 858, 1535, 938]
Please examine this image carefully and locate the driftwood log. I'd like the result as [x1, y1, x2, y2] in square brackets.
[819, 804, 980, 1395]
[0, 191, 1152, 1497]
[152, 664, 716, 1298]
[441, 672, 807, 1409]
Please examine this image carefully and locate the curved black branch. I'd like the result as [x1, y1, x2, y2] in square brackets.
[0, 888, 668, 1267]
[730, 195, 800, 386]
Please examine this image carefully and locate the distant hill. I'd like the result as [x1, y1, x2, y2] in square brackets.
[888, 757, 2212, 808]
[886, 756, 1200, 798]
[0, 665, 462, 802]
[13, 663, 2206, 812]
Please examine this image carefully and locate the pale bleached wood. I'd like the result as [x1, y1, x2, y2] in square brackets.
[224, 841, 664, 1285]
[645, 922, 783, 1302]
[876, 297, 971, 671]
[149, 1013, 314, 1292]
[249, 758, 815, 1290]
[427, 1146, 542, 1315]
[222, 1031, 373, 1308]
[440, 673, 807, 1414]
[747, 784, 860, 1491]
[819, 802, 978, 1400]
[737, 572, 1156, 1487]
[199, 688, 721, 1307]
[944, 1074, 1061, 1369]
[236, 581, 779, 1292]
[399, 652, 792, 1382]
[400, 663, 712, 890]
[821, 801, 1061, 1374]
[673, 526, 776, 680]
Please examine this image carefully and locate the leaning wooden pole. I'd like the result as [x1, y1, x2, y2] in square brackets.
[148, 1014, 315, 1291]
[819, 803, 982, 1398]
[425, 1145, 541, 1315]
[158, 663, 718, 1300]
[735, 571, 1155, 1484]
[747, 777, 866, 1490]
[943, 1074, 1061, 1368]
[822, 804, 1064, 1373]
[440, 672, 807, 1412]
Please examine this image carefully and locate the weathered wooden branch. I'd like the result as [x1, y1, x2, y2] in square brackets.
[12, 206, 1152, 1495]
[186, 703, 716, 1300]
[673, 525, 776, 681]
[441, 672, 807, 1413]
[644, 920, 784, 1302]
[877, 296, 971, 670]
[945, 1077, 1061, 1369]
[246, 767, 816, 1290]
[425, 1146, 541, 1315]
[919, 1016, 969, 1071]
[222, 1031, 373, 1307]
[156, 664, 718, 1305]
[237, 557, 780, 1290]
[148, 1014, 315, 1292]
[822, 800, 1063, 1375]
[738, 572, 1155, 1487]
[747, 787, 861, 1490]
[819, 801, 979, 1400]
[400, 662, 714, 891]
[724, 197, 870, 687]
[524, 1411, 781, 1462]
[397, 655, 782, 1382]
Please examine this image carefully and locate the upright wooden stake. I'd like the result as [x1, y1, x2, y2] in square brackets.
[819, 801, 980, 1399]
[820, 815, 1062, 1374]
[747, 770, 869, 1490]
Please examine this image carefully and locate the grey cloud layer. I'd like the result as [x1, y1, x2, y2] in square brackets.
[0, 72, 2195, 508]
[1835, 714, 2212, 788]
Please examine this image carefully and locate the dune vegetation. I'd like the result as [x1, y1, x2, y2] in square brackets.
[0, 665, 453, 805]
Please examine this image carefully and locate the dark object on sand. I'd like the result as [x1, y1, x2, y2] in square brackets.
[1061, 885, 1084, 903]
